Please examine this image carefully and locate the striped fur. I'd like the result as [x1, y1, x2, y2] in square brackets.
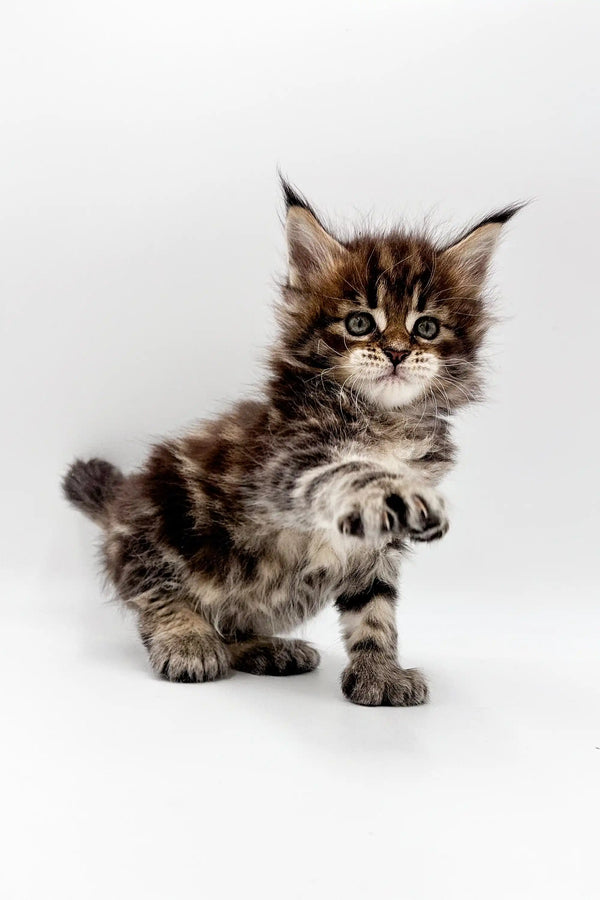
[62, 181, 519, 705]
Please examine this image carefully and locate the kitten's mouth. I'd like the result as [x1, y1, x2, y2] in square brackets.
[375, 369, 408, 383]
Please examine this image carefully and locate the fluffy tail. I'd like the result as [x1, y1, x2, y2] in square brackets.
[62, 458, 124, 525]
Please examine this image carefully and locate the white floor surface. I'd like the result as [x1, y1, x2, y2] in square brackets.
[4, 573, 598, 900]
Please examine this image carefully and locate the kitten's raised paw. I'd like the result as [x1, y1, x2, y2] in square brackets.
[337, 479, 448, 545]
[229, 637, 320, 676]
[341, 658, 429, 706]
[388, 487, 449, 543]
[147, 630, 231, 683]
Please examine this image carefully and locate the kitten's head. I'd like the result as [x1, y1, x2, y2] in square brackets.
[276, 181, 521, 411]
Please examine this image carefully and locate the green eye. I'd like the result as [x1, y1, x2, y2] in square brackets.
[413, 316, 440, 340]
[346, 312, 376, 337]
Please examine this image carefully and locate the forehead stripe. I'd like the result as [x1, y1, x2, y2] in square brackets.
[365, 250, 379, 308]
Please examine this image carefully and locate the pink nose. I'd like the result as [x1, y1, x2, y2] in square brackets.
[384, 348, 410, 367]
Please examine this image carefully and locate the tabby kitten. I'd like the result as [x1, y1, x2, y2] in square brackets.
[63, 181, 520, 706]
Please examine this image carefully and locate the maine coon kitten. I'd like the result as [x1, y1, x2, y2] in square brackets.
[63, 181, 520, 706]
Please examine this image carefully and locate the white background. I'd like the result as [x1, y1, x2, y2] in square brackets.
[2, 2, 599, 898]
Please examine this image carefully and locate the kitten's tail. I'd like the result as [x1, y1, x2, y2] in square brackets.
[62, 458, 124, 526]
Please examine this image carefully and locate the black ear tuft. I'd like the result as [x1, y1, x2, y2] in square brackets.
[473, 202, 528, 229]
[279, 173, 319, 218]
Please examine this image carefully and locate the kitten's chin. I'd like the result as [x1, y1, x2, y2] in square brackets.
[358, 376, 427, 410]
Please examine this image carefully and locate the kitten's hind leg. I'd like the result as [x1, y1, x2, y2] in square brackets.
[139, 602, 230, 683]
[227, 637, 320, 676]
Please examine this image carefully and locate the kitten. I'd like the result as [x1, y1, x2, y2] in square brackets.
[63, 181, 520, 705]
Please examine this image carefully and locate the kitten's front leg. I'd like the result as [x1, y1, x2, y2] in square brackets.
[336, 580, 428, 707]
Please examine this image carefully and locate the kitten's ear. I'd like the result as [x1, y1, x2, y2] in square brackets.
[282, 180, 348, 287]
[441, 204, 524, 286]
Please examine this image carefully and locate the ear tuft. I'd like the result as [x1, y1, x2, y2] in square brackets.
[279, 172, 321, 224]
[441, 203, 525, 285]
[280, 175, 316, 215]
[469, 202, 527, 228]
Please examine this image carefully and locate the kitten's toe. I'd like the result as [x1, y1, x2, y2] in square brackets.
[384, 493, 408, 534]
[404, 491, 449, 543]
[338, 497, 395, 543]
[230, 637, 320, 675]
[380, 667, 429, 705]
[337, 509, 365, 538]
[148, 632, 230, 683]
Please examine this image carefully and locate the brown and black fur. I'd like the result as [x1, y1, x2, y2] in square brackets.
[63, 181, 520, 705]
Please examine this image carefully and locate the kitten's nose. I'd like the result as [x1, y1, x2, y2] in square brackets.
[384, 348, 410, 367]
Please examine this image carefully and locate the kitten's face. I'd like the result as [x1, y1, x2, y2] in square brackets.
[280, 191, 518, 411]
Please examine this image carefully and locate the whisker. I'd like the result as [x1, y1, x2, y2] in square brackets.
[317, 338, 345, 359]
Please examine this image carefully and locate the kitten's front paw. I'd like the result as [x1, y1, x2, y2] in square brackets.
[391, 485, 449, 543]
[147, 631, 230, 683]
[341, 657, 429, 706]
[336, 480, 448, 545]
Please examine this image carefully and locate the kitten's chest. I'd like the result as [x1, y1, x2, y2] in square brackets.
[259, 528, 392, 624]
[360, 433, 434, 472]
[357, 421, 452, 480]
[271, 528, 347, 595]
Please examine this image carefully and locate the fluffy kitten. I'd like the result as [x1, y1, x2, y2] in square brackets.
[63, 182, 520, 705]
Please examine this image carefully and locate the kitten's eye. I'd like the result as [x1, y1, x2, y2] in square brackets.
[413, 316, 440, 340]
[346, 312, 376, 337]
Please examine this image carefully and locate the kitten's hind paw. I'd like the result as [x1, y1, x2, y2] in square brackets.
[146, 631, 231, 683]
[228, 637, 320, 676]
